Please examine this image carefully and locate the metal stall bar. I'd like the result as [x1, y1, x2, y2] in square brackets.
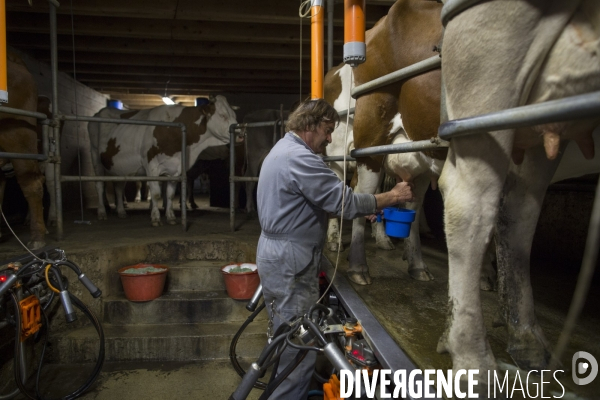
[351, 137, 449, 158]
[60, 114, 187, 236]
[322, 155, 356, 162]
[351, 55, 441, 98]
[438, 91, 600, 140]
[0, 107, 51, 161]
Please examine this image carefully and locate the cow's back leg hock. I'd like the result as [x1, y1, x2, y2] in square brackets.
[114, 182, 127, 218]
[496, 145, 561, 370]
[326, 161, 345, 252]
[371, 185, 395, 251]
[165, 182, 177, 225]
[148, 181, 162, 226]
[347, 164, 381, 285]
[403, 174, 434, 281]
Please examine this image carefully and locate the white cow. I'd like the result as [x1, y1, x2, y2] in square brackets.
[88, 95, 239, 226]
[439, 0, 600, 379]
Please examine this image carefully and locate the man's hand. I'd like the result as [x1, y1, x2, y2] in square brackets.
[373, 182, 415, 210]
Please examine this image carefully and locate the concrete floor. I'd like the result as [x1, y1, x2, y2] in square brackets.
[1, 195, 599, 399]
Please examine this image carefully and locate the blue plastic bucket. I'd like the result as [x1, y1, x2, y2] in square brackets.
[378, 207, 416, 238]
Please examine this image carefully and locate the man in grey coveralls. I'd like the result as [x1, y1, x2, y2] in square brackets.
[256, 98, 414, 399]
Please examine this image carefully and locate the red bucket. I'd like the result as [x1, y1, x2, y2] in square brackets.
[118, 263, 169, 302]
[221, 263, 260, 300]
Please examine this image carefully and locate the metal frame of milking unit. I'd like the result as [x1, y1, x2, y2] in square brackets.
[0, 0, 189, 241]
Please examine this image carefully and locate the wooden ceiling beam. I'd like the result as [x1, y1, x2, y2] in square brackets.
[79, 74, 309, 88]
[6, 12, 346, 45]
[89, 85, 305, 95]
[58, 63, 307, 81]
[6, 0, 392, 26]
[8, 32, 339, 59]
[37, 51, 312, 72]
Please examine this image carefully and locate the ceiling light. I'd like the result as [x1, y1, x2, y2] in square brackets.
[162, 96, 175, 105]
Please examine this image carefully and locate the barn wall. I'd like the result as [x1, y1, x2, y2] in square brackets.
[14, 49, 108, 211]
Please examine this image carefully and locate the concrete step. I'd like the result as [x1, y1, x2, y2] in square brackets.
[52, 321, 269, 363]
[164, 260, 229, 292]
[103, 291, 267, 325]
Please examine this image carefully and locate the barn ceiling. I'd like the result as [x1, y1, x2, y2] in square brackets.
[6, 0, 395, 109]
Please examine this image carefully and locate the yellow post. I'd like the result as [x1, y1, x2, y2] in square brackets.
[0, 0, 7, 103]
[311, 0, 324, 99]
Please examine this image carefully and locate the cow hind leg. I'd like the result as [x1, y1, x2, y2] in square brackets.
[347, 165, 381, 285]
[437, 134, 514, 377]
[402, 174, 434, 281]
[135, 181, 143, 203]
[148, 181, 162, 226]
[496, 146, 561, 370]
[165, 182, 177, 225]
[13, 159, 46, 249]
[326, 217, 342, 252]
[114, 182, 127, 219]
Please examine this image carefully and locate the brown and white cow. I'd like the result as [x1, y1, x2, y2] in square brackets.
[0, 52, 46, 249]
[88, 95, 239, 226]
[438, 0, 600, 378]
[340, 0, 447, 286]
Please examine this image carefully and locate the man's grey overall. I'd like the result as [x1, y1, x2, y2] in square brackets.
[257, 133, 376, 399]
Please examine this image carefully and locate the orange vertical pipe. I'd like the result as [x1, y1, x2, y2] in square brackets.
[311, 0, 324, 99]
[0, 0, 7, 103]
[343, 0, 366, 66]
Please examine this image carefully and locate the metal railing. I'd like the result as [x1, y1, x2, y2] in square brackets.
[1, 0, 190, 239]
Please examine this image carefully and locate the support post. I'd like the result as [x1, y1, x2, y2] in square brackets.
[0, 0, 7, 103]
[49, 1, 63, 240]
[311, 0, 324, 99]
[229, 125, 236, 232]
[327, 0, 334, 72]
[180, 125, 187, 232]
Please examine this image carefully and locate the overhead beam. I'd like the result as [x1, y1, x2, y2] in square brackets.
[78, 75, 309, 88]
[6, 12, 345, 45]
[38, 51, 312, 72]
[88, 85, 307, 95]
[57, 64, 306, 81]
[6, 0, 391, 26]
[8, 32, 344, 59]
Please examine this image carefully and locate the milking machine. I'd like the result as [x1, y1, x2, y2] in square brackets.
[229, 278, 381, 400]
[0, 247, 105, 400]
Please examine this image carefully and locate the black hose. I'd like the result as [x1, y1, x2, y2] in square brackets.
[229, 301, 268, 390]
[258, 349, 309, 400]
[307, 303, 330, 322]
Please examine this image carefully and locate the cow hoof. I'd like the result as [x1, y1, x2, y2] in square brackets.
[375, 237, 395, 251]
[347, 271, 372, 285]
[134, 199, 141, 203]
[167, 219, 177, 225]
[27, 240, 46, 250]
[98, 214, 107, 221]
[408, 267, 434, 281]
[507, 327, 552, 370]
[326, 242, 343, 252]
[151, 220, 162, 227]
[190, 202, 198, 210]
[118, 213, 127, 219]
